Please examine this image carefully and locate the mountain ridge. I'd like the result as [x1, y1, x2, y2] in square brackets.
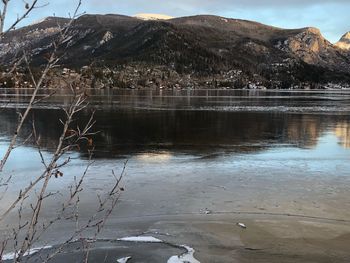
[1, 14, 349, 87]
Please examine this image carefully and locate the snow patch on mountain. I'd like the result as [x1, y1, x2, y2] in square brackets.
[100, 31, 114, 45]
[29, 17, 49, 26]
[134, 13, 174, 20]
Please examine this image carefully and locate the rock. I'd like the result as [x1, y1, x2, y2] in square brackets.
[335, 32, 350, 50]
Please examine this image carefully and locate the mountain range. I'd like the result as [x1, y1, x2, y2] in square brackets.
[0, 14, 349, 86]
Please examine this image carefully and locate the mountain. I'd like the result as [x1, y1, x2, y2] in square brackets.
[336, 32, 350, 50]
[1, 14, 350, 86]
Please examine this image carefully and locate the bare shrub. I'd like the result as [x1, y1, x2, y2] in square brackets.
[0, 1, 124, 262]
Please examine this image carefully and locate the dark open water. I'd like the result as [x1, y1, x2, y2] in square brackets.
[1, 88, 350, 159]
[1, 88, 350, 192]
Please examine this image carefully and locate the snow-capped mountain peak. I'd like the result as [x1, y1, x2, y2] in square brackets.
[134, 13, 173, 21]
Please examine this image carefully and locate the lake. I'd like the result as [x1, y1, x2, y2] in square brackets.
[1, 88, 350, 262]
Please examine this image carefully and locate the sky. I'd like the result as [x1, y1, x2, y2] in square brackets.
[4, 0, 350, 43]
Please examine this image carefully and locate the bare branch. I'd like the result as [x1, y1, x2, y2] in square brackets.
[0, 0, 82, 172]
[0, 0, 49, 37]
[0, 2, 126, 263]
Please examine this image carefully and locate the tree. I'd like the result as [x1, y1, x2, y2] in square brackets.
[0, 1, 123, 262]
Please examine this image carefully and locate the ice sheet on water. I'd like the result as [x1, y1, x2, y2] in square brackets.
[198, 105, 350, 113]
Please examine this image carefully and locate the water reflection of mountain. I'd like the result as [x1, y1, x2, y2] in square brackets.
[282, 115, 321, 148]
[1, 107, 349, 158]
[334, 122, 350, 148]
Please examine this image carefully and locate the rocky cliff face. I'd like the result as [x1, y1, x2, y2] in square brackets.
[0, 14, 349, 84]
[336, 32, 350, 50]
[274, 27, 350, 72]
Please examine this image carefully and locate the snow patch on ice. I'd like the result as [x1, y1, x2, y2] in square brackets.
[1, 246, 52, 261]
[237, 222, 247, 229]
[117, 256, 132, 263]
[117, 236, 200, 262]
[167, 245, 200, 263]
[117, 236, 163, 243]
